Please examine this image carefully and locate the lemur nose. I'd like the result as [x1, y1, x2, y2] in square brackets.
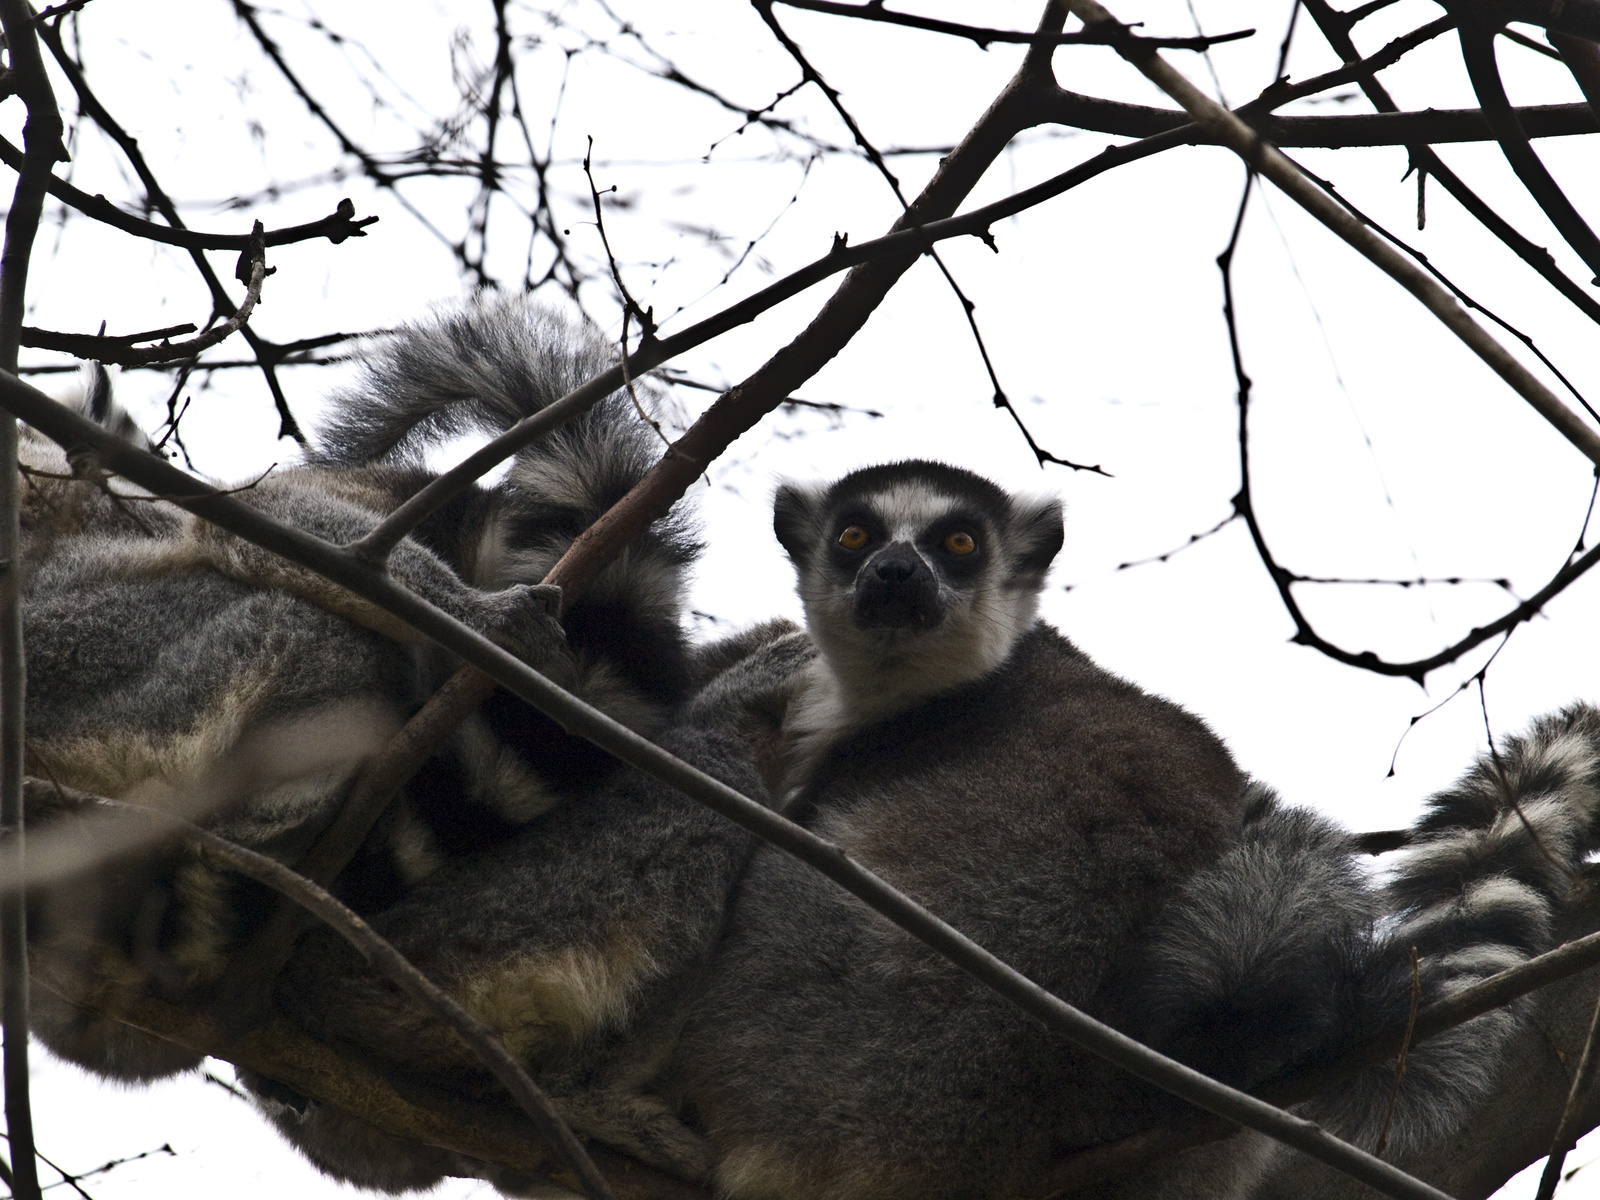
[870, 542, 925, 577]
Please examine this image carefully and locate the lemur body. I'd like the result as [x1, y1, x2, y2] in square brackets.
[674, 462, 1248, 1198]
[672, 461, 1600, 1200]
[16, 299, 764, 1180]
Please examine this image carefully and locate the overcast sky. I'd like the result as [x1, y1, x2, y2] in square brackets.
[6, 0, 1600, 1195]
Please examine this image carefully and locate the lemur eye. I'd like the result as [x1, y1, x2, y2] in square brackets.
[943, 531, 976, 555]
[839, 525, 870, 551]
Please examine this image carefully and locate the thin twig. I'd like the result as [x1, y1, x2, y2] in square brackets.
[1535, 985, 1600, 1200]
[1250, 16, 1455, 112]
[1374, 947, 1423, 1158]
[21, 321, 197, 351]
[25, 226, 270, 367]
[32, 18, 306, 442]
[753, 0, 1109, 476]
[0, 140, 376, 248]
[1453, 18, 1600, 284]
[773, 0, 1254, 49]
[1502, 26, 1564, 59]
[1064, 0, 1600, 471]
[0, 1, 62, 1195]
[1297, 0, 1600, 327]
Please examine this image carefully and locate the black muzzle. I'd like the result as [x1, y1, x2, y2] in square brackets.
[853, 542, 945, 629]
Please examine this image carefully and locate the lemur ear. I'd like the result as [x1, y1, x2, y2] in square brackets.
[1014, 497, 1064, 574]
[773, 483, 821, 562]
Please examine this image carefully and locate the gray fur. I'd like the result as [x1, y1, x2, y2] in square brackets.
[259, 724, 768, 1184]
[671, 460, 1600, 1200]
[14, 296, 716, 1169]
[772, 462, 1063, 792]
[673, 461, 1248, 1200]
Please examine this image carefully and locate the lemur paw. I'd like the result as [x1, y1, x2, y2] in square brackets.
[478, 583, 568, 666]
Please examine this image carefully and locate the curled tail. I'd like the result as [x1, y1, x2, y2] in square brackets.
[315, 294, 699, 722]
[1128, 704, 1600, 1159]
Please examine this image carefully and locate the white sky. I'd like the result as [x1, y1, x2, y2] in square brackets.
[6, 0, 1600, 1195]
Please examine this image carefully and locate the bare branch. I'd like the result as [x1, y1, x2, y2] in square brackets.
[1534, 984, 1600, 1199]
[1298, 0, 1600, 326]
[32, 16, 306, 442]
[1455, 18, 1600, 283]
[0, 0, 63, 1193]
[0, 139, 377, 249]
[19, 226, 271, 366]
[1252, 16, 1455, 111]
[774, 0, 1255, 50]
[1062, 0, 1600, 477]
[55, 790, 618, 1200]
[1039, 90, 1596, 145]
[1551, 31, 1600, 115]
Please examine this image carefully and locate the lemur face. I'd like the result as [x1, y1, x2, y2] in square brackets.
[822, 489, 988, 631]
[774, 461, 1063, 715]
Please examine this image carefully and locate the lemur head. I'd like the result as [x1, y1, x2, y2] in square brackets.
[773, 460, 1063, 721]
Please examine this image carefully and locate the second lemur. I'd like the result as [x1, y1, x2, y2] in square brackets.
[673, 459, 1600, 1200]
[676, 460, 1248, 1195]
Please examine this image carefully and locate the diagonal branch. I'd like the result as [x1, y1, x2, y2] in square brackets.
[0, 366, 1456, 1200]
[0, 1, 63, 1195]
[1454, 17, 1600, 283]
[1298, 0, 1600, 326]
[1061, 0, 1600, 474]
[1551, 31, 1600, 115]
[44, 788, 617, 1200]
[32, 16, 306, 443]
[1534, 984, 1600, 1200]
[776, 0, 1255, 48]
[0, 136, 376, 249]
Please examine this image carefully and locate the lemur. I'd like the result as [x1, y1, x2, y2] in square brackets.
[14, 297, 766, 1180]
[669, 460, 1600, 1200]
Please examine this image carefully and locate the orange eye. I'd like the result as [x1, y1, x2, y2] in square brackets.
[944, 531, 976, 555]
[839, 525, 869, 551]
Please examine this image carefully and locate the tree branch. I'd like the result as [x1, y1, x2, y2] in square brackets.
[0, 0, 62, 1194]
[1454, 17, 1600, 283]
[1298, 0, 1600, 328]
[773, 0, 1254, 49]
[1038, 90, 1597, 146]
[0, 136, 376, 249]
[31, 16, 306, 442]
[52, 790, 618, 1200]
[1551, 31, 1600, 116]
[1062, 0, 1600, 477]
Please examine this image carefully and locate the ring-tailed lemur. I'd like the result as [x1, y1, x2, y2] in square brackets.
[669, 461, 1600, 1200]
[15, 299, 766, 1181]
